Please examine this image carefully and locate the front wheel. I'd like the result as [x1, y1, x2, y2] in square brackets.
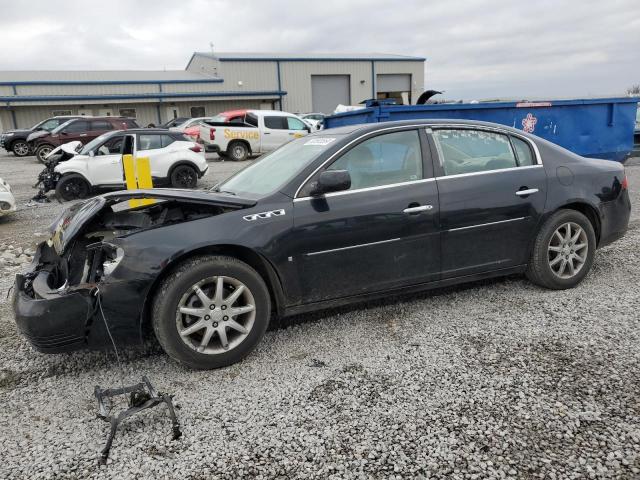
[55, 174, 90, 201]
[35, 144, 54, 163]
[526, 210, 596, 289]
[170, 164, 198, 188]
[152, 255, 271, 369]
[11, 141, 30, 157]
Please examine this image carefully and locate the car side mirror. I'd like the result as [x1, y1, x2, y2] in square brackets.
[305, 126, 311, 133]
[309, 170, 351, 196]
[88, 150, 95, 157]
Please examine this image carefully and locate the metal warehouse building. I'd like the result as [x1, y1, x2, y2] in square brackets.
[0, 52, 425, 130]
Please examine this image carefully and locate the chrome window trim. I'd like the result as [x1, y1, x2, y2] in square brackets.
[293, 122, 543, 199]
[305, 237, 401, 257]
[293, 178, 436, 202]
[446, 217, 527, 232]
[434, 164, 543, 180]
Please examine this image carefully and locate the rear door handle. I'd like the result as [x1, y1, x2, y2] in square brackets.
[403, 205, 433, 214]
[516, 188, 539, 197]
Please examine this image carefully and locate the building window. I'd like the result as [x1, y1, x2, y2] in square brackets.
[190, 106, 206, 117]
[119, 108, 137, 118]
[52, 110, 72, 116]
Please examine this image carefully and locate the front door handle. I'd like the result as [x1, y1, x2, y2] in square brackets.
[516, 188, 539, 197]
[403, 205, 433, 214]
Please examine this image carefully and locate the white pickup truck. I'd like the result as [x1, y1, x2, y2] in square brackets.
[198, 110, 311, 160]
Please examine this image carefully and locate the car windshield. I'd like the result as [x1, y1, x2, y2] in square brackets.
[214, 135, 341, 197]
[79, 132, 115, 154]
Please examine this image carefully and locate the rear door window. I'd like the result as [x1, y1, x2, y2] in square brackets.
[431, 129, 517, 176]
[138, 134, 163, 150]
[91, 120, 114, 131]
[511, 136, 535, 166]
[63, 120, 90, 133]
[264, 116, 287, 129]
[161, 135, 176, 148]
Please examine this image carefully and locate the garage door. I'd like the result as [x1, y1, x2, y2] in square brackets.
[376, 74, 411, 93]
[311, 75, 350, 115]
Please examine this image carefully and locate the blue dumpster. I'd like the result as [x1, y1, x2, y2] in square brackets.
[324, 97, 639, 162]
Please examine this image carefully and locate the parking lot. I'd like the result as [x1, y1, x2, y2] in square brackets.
[1, 151, 640, 479]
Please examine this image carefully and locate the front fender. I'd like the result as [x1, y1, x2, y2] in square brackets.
[55, 160, 93, 185]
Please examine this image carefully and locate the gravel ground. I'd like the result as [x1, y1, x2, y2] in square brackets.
[0, 152, 639, 479]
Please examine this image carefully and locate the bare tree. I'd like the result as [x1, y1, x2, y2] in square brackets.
[627, 84, 640, 96]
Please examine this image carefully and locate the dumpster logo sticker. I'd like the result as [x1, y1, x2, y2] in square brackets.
[522, 113, 537, 133]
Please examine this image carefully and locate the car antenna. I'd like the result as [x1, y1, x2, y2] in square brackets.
[92, 286, 182, 464]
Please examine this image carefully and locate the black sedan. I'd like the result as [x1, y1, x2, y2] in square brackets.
[13, 120, 631, 369]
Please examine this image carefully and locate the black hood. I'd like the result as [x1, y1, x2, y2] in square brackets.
[2, 129, 33, 135]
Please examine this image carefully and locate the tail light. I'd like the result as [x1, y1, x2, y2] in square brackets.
[621, 175, 628, 190]
[190, 144, 203, 153]
[209, 128, 216, 141]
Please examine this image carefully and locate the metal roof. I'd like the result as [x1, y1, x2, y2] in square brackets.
[192, 52, 426, 62]
[0, 70, 222, 85]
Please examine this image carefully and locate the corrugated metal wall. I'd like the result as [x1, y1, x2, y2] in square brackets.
[215, 62, 278, 91]
[0, 99, 274, 129]
[279, 61, 373, 113]
[0, 58, 424, 129]
[374, 61, 424, 104]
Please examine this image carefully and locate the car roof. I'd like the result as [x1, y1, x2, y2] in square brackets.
[99, 128, 174, 136]
[320, 118, 534, 136]
[246, 110, 296, 117]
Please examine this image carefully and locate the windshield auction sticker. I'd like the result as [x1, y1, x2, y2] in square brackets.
[304, 138, 336, 146]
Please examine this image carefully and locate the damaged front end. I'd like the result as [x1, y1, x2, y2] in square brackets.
[13, 189, 255, 353]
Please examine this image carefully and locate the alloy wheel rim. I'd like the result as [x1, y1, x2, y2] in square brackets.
[66, 180, 81, 196]
[547, 222, 588, 279]
[233, 146, 244, 159]
[39, 147, 52, 159]
[14, 142, 29, 155]
[176, 168, 195, 187]
[175, 275, 256, 355]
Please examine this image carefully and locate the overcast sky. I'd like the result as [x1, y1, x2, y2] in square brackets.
[0, 0, 638, 100]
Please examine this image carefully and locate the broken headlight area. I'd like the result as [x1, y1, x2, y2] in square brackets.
[39, 200, 229, 291]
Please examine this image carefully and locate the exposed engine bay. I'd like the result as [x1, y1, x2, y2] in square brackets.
[24, 199, 232, 297]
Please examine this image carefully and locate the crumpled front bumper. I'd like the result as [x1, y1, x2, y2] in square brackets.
[13, 269, 94, 353]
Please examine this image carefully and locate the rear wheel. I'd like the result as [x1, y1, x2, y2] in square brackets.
[526, 209, 596, 289]
[55, 174, 90, 201]
[170, 164, 198, 188]
[35, 144, 54, 163]
[152, 255, 271, 369]
[11, 141, 30, 157]
[227, 141, 249, 161]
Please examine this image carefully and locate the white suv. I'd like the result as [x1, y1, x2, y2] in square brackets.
[54, 129, 208, 200]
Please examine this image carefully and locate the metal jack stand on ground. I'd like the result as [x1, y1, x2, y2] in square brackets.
[95, 375, 182, 464]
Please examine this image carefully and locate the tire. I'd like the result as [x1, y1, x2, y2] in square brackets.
[170, 164, 198, 188]
[226, 141, 249, 161]
[11, 140, 30, 157]
[152, 255, 271, 369]
[35, 144, 54, 163]
[55, 174, 91, 201]
[526, 209, 596, 289]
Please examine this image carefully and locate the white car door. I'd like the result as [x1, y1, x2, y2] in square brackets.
[260, 115, 292, 152]
[87, 135, 125, 185]
[137, 133, 171, 181]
